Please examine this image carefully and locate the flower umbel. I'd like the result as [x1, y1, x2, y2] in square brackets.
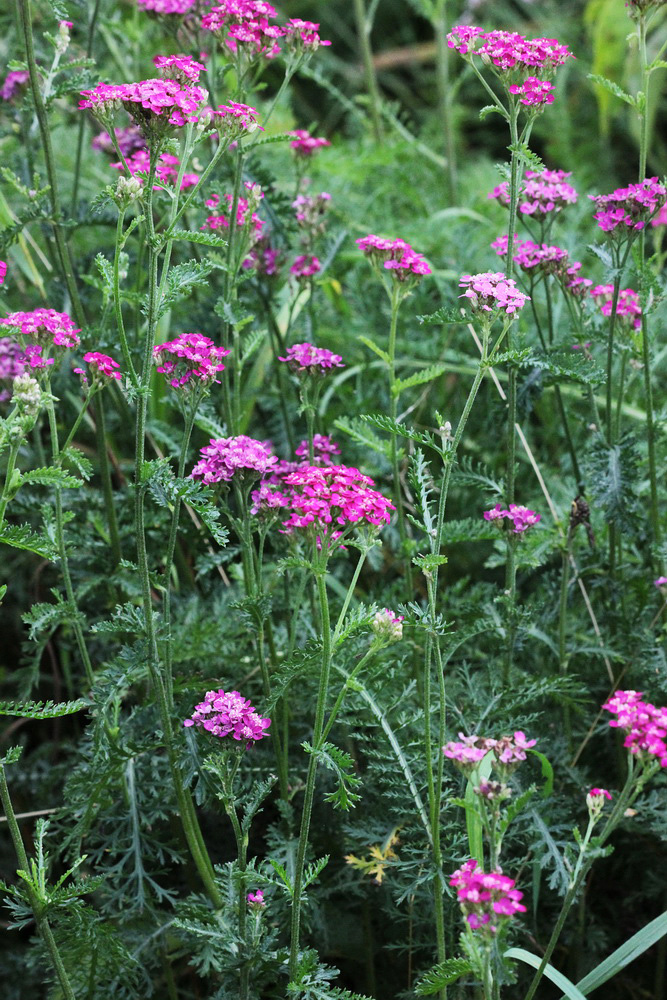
[184, 689, 271, 747]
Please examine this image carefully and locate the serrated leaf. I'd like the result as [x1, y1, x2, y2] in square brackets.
[415, 958, 473, 994]
[418, 306, 465, 326]
[358, 335, 390, 365]
[303, 741, 362, 810]
[527, 350, 606, 387]
[413, 553, 448, 572]
[20, 467, 81, 489]
[587, 73, 635, 106]
[479, 104, 506, 120]
[0, 523, 55, 559]
[169, 229, 228, 248]
[156, 260, 215, 317]
[0, 699, 89, 719]
[394, 362, 447, 395]
[359, 413, 442, 452]
[334, 416, 392, 458]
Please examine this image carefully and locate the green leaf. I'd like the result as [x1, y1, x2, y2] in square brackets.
[418, 306, 465, 326]
[0, 699, 89, 719]
[575, 910, 667, 995]
[19, 467, 82, 489]
[334, 415, 392, 459]
[505, 948, 587, 1000]
[169, 229, 228, 248]
[413, 553, 448, 573]
[465, 751, 493, 863]
[303, 741, 362, 810]
[528, 748, 554, 797]
[0, 523, 55, 559]
[587, 73, 635, 106]
[393, 362, 448, 395]
[359, 413, 442, 452]
[527, 350, 606, 387]
[415, 958, 473, 994]
[156, 260, 215, 317]
[358, 335, 390, 365]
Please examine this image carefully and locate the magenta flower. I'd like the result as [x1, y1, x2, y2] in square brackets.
[92, 125, 146, 157]
[492, 235, 569, 276]
[448, 28, 574, 73]
[590, 284, 642, 332]
[444, 731, 537, 772]
[489, 168, 578, 216]
[201, 2, 283, 60]
[654, 576, 667, 587]
[136, 0, 196, 15]
[203, 190, 264, 241]
[443, 739, 491, 770]
[562, 261, 593, 298]
[459, 272, 529, 317]
[1, 70, 29, 102]
[603, 690, 667, 768]
[293, 192, 331, 234]
[153, 54, 206, 84]
[509, 77, 555, 108]
[250, 482, 292, 515]
[184, 688, 270, 748]
[295, 435, 341, 464]
[243, 241, 281, 276]
[191, 435, 278, 484]
[357, 234, 431, 281]
[283, 18, 331, 51]
[73, 351, 122, 383]
[290, 130, 331, 156]
[290, 255, 321, 280]
[0, 337, 26, 402]
[279, 465, 394, 539]
[589, 178, 667, 235]
[79, 78, 209, 132]
[0, 309, 80, 347]
[0, 261, 6, 286]
[450, 859, 526, 936]
[247, 889, 266, 908]
[279, 342, 343, 373]
[153, 333, 229, 389]
[111, 149, 199, 190]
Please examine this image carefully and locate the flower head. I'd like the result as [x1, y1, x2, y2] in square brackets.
[290, 129, 331, 157]
[290, 254, 321, 280]
[73, 351, 122, 384]
[295, 434, 341, 464]
[586, 787, 612, 817]
[590, 284, 642, 332]
[0, 338, 27, 402]
[492, 235, 569, 276]
[357, 234, 430, 284]
[137, 0, 196, 14]
[483, 503, 541, 533]
[590, 178, 667, 236]
[279, 342, 343, 373]
[1, 70, 29, 102]
[0, 308, 81, 347]
[372, 608, 404, 642]
[450, 859, 526, 937]
[654, 576, 667, 587]
[459, 272, 529, 317]
[602, 689, 667, 768]
[203, 189, 264, 242]
[0, 261, 6, 286]
[112, 148, 199, 190]
[191, 435, 277, 484]
[153, 333, 229, 389]
[283, 18, 331, 52]
[247, 889, 266, 908]
[184, 688, 270, 747]
[92, 125, 146, 157]
[280, 464, 394, 540]
[153, 54, 206, 84]
[79, 78, 208, 135]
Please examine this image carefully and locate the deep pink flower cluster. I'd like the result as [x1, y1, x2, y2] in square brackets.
[654, 576, 667, 587]
[153, 333, 230, 389]
[562, 261, 593, 297]
[137, 0, 196, 14]
[79, 78, 208, 129]
[492, 235, 568, 275]
[112, 149, 199, 190]
[202, 1, 281, 59]
[247, 889, 266, 907]
[356, 235, 431, 280]
[651, 204, 667, 227]
[450, 860, 527, 934]
[203, 191, 264, 240]
[447, 26, 573, 73]
[589, 178, 667, 234]
[602, 690, 667, 768]
[459, 272, 529, 316]
[590, 285, 642, 330]
[489, 168, 578, 216]
[183, 688, 271, 747]
[0, 261, 6, 285]
[290, 255, 321, 279]
[92, 125, 146, 157]
[279, 465, 394, 536]
[509, 77, 555, 107]
[250, 482, 292, 514]
[73, 352, 122, 383]
[295, 434, 341, 464]
[191, 435, 278, 483]
[279, 342, 343, 373]
[483, 503, 541, 532]
[153, 54, 206, 83]
[0, 338, 26, 402]
[0, 309, 81, 348]
[290, 130, 331, 156]
[1, 70, 29, 102]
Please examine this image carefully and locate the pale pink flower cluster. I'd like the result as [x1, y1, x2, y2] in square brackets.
[0, 338, 26, 402]
[153, 54, 206, 83]
[443, 731, 537, 772]
[112, 149, 199, 189]
[356, 234, 431, 279]
[279, 465, 394, 535]
[137, 0, 196, 13]
[1, 70, 29, 102]
[203, 191, 264, 240]
[290, 130, 331, 157]
[590, 285, 642, 330]
[153, 333, 229, 389]
[450, 860, 527, 934]
[279, 342, 343, 372]
[73, 351, 122, 383]
[295, 434, 341, 463]
[654, 576, 667, 587]
[509, 77, 554, 107]
[290, 255, 321, 279]
[590, 178, 667, 234]
[459, 272, 529, 316]
[492, 235, 568, 275]
[603, 689, 667, 768]
[372, 608, 404, 641]
[489, 168, 578, 215]
[184, 688, 271, 747]
[191, 435, 278, 483]
[293, 192, 331, 232]
[483, 503, 541, 532]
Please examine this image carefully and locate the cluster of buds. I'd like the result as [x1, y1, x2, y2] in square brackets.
[372, 608, 404, 642]
[293, 192, 331, 239]
[586, 787, 612, 821]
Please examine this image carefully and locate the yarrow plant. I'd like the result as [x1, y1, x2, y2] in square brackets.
[183, 688, 271, 747]
[459, 272, 530, 316]
[153, 333, 229, 389]
[490, 168, 578, 216]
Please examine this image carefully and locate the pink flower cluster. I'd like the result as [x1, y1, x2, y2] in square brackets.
[589, 178, 667, 234]
[356, 235, 431, 280]
[444, 731, 537, 772]
[203, 191, 264, 240]
[247, 889, 266, 907]
[137, 0, 196, 13]
[191, 435, 278, 483]
[372, 608, 404, 641]
[79, 78, 208, 130]
[603, 689, 667, 768]
[0, 261, 6, 285]
[492, 235, 568, 275]
[483, 503, 541, 532]
[0, 338, 26, 402]
[0, 309, 81, 348]
[279, 465, 394, 536]
[290, 255, 321, 279]
[1, 70, 29, 102]
[183, 688, 271, 747]
[201, 4, 329, 60]
[290, 130, 331, 157]
[243, 241, 281, 276]
[586, 788, 612, 815]
[295, 434, 341, 463]
[563, 261, 593, 297]
[509, 77, 555, 107]
[590, 285, 642, 330]
[153, 333, 229, 389]
[489, 168, 578, 216]
[112, 149, 199, 190]
[153, 54, 206, 83]
[279, 342, 343, 373]
[459, 272, 529, 316]
[450, 860, 527, 934]
[73, 352, 122, 383]
[283, 19, 331, 51]
[447, 26, 573, 73]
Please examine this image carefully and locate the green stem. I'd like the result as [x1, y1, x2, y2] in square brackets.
[352, 0, 384, 140]
[0, 761, 77, 1000]
[225, 794, 249, 1000]
[434, 0, 457, 202]
[388, 283, 412, 591]
[16, 0, 85, 325]
[93, 394, 122, 567]
[0, 437, 21, 528]
[71, 0, 102, 212]
[333, 547, 368, 642]
[558, 546, 572, 749]
[113, 209, 139, 387]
